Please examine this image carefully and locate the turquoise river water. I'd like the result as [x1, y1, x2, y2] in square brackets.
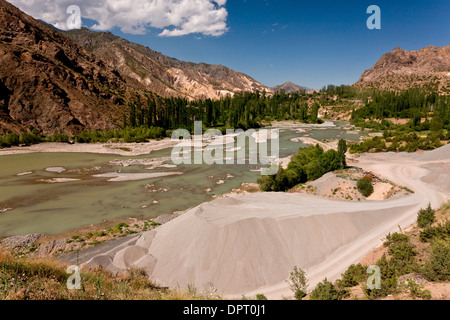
[0, 122, 364, 237]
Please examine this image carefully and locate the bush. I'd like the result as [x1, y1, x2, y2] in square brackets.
[419, 221, 450, 243]
[294, 290, 307, 300]
[417, 203, 435, 228]
[337, 263, 367, 288]
[287, 266, 308, 299]
[364, 254, 398, 299]
[255, 293, 267, 300]
[423, 239, 450, 281]
[357, 178, 374, 197]
[310, 278, 346, 300]
[383, 232, 409, 247]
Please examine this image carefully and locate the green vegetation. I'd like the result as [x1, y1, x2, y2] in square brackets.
[422, 239, 450, 282]
[348, 88, 449, 154]
[2, 85, 448, 152]
[357, 178, 374, 197]
[74, 127, 166, 143]
[258, 143, 344, 192]
[417, 203, 436, 228]
[419, 221, 450, 243]
[123, 91, 324, 132]
[287, 266, 308, 300]
[1, 90, 327, 149]
[349, 128, 448, 154]
[335, 264, 367, 288]
[351, 89, 448, 121]
[315, 203, 450, 300]
[255, 293, 268, 300]
[309, 278, 348, 300]
[337, 139, 347, 169]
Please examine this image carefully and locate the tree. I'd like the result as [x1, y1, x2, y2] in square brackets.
[287, 266, 308, 300]
[357, 178, 374, 197]
[310, 278, 344, 300]
[423, 239, 450, 281]
[417, 203, 435, 228]
[129, 103, 136, 127]
[310, 102, 319, 123]
[122, 112, 128, 128]
[338, 139, 347, 169]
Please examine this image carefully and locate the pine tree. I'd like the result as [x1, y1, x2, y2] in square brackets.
[338, 139, 347, 169]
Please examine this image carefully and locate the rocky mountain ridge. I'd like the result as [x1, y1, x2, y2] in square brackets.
[64, 28, 271, 101]
[355, 45, 450, 92]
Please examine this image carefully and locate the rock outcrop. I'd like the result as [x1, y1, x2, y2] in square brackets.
[355, 46, 450, 92]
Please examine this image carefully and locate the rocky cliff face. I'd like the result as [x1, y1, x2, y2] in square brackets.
[0, 0, 134, 135]
[355, 46, 450, 92]
[64, 28, 271, 101]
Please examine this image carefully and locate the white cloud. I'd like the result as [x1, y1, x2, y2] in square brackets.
[8, 0, 229, 36]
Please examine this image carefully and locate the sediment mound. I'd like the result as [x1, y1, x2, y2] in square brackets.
[82, 193, 413, 294]
[74, 144, 449, 297]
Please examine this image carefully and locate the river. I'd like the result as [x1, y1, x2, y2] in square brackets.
[0, 122, 364, 237]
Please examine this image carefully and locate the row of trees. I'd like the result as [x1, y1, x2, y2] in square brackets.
[351, 89, 449, 127]
[123, 91, 324, 132]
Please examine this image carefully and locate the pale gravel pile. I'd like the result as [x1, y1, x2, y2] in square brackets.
[73, 145, 450, 298]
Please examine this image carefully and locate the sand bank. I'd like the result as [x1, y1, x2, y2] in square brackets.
[93, 172, 183, 182]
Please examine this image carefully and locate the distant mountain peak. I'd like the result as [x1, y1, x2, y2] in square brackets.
[272, 81, 309, 93]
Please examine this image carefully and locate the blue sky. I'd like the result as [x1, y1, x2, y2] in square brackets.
[115, 0, 450, 89]
[11, 0, 450, 89]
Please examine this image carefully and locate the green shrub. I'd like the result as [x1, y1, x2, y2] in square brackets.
[419, 221, 450, 243]
[357, 178, 374, 197]
[423, 239, 450, 281]
[255, 293, 267, 300]
[94, 231, 107, 237]
[337, 263, 367, 288]
[310, 278, 346, 300]
[294, 290, 307, 300]
[364, 254, 398, 299]
[417, 203, 435, 228]
[383, 232, 409, 247]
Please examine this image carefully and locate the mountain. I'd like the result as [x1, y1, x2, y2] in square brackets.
[64, 28, 272, 100]
[354, 46, 450, 92]
[0, 0, 271, 135]
[272, 81, 308, 93]
[0, 0, 134, 135]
